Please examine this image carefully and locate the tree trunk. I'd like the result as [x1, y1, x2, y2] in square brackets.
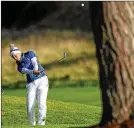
[90, 1, 134, 126]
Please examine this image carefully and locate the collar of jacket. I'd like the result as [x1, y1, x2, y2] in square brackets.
[16, 53, 24, 64]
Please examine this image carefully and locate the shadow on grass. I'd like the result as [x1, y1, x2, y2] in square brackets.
[42, 54, 96, 70]
[69, 124, 99, 128]
[2, 79, 99, 89]
[2, 80, 26, 89]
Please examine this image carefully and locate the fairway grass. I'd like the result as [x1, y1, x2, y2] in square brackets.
[2, 95, 101, 128]
[4, 86, 101, 106]
[2, 124, 94, 128]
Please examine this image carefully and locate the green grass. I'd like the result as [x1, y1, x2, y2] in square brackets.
[3, 86, 101, 106]
[2, 79, 99, 89]
[2, 95, 101, 128]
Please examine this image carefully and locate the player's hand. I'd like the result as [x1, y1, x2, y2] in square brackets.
[33, 70, 40, 75]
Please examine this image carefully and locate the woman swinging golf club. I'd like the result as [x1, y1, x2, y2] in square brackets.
[10, 44, 49, 126]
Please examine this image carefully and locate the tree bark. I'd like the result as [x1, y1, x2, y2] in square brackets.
[90, 1, 134, 126]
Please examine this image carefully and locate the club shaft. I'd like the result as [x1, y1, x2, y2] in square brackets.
[40, 57, 65, 72]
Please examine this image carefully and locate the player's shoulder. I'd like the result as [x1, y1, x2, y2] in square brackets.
[24, 50, 37, 57]
[25, 50, 35, 54]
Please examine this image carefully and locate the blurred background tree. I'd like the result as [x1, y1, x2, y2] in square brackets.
[1, 1, 90, 39]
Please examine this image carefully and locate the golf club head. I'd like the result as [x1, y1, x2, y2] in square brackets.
[63, 52, 67, 58]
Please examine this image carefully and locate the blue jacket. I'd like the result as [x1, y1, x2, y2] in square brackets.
[16, 51, 46, 83]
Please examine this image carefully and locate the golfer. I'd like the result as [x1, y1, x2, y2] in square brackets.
[10, 44, 49, 126]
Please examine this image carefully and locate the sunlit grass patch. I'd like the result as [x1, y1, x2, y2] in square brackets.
[2, 95, 101, 128]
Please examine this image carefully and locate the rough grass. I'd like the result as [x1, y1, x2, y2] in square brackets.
[2, 30, 98, 88]
[2, 95, 101, 128]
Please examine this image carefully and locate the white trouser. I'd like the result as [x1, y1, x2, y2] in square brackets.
[26, 76, 49, 125]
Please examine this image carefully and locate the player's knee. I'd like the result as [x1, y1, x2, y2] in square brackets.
[39, 103, 46, 110]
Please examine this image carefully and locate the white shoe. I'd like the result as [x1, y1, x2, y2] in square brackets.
[32, 121, 36, 126]
[29, 121, 36, 126]
[38, 121, 45, 126]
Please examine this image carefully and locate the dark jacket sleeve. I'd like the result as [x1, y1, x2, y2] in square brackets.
[16, 61, 23, 74]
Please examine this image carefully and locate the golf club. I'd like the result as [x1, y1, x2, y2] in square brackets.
[47, 52, 67, 66]
[56, 52, 67, 62]
[39, 52, 67, 74]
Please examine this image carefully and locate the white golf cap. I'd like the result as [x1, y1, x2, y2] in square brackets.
[10, 43, 21, 56]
